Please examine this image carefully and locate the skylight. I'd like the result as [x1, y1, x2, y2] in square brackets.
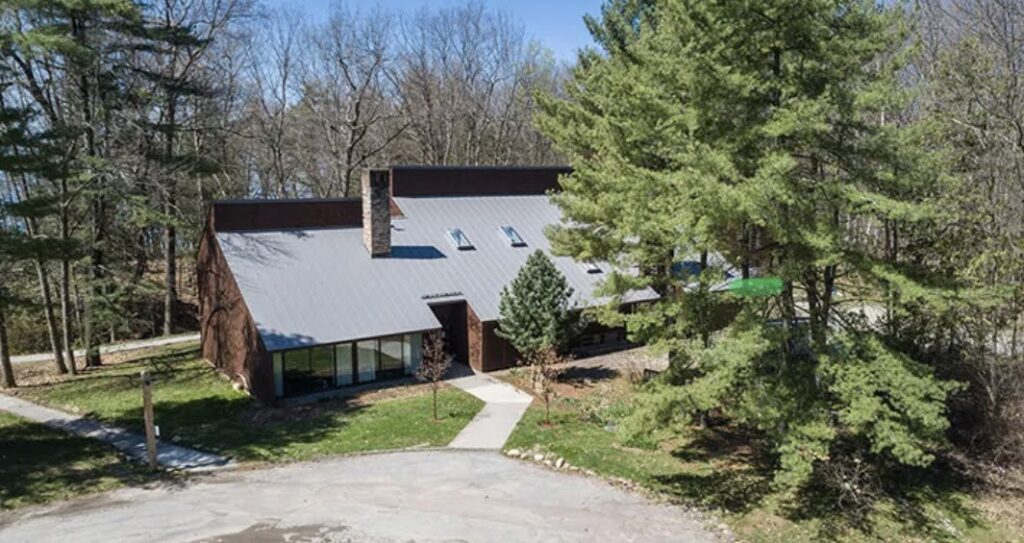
[583, 261, 602, 274]
[499, 225, 527, 247]
[446, 228, 474, 250]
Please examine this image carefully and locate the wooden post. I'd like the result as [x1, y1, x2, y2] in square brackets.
[141, 370, 158, 470]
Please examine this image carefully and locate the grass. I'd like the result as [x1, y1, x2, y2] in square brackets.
[12, 342, 484, 463]
[501, 367, 1022, 543]
[0, 411, 155, 510]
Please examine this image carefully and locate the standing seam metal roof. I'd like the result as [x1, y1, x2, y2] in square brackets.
[217, 194, 659, 351]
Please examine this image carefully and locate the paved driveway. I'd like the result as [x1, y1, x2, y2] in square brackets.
[0, 450, 716, 543]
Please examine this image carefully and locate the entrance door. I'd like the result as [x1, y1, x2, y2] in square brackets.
[429, 301, 469, 365]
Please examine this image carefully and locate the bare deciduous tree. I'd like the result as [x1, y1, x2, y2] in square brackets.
[416, 331, 453, 421]
[529, 348, 564, 425]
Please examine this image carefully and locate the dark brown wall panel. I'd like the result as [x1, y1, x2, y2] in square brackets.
[390, 166, 571, 197]
[480, 320, 523, 372]
[212, 198, 403, 232]
[197, 219, 274, 403]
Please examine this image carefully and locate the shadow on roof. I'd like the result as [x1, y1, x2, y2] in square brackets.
[389, 245, 447, 260]
[259, 329, 317, 351]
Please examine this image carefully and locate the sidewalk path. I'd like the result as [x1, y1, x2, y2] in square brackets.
[12, 333, 200, 365]
[0, 394, 231, 471]
[446, 371, 533, 450]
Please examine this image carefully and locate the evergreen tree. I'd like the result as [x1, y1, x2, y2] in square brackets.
[537, 0, 960, 493]
[497, 250, 577, 360]
[4, 0, 150, 366]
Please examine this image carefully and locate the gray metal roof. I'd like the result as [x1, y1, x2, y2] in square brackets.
[217, 194, 659, 351]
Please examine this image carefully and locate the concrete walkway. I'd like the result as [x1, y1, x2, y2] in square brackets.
[0, 394, 231, 471]
[12, 333, 200, 365]
[446, 371, 534, 449]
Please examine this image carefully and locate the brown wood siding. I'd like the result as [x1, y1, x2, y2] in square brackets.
[390, 166, 572, 197]
[481, 320, 522, 371]
[212, 198, 403, 232]
[478, 312, 634, 372]
[197, 218, 275, 403]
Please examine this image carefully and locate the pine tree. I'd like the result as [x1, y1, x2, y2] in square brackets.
[497, 250, 577, 360]
[5, 0, 149, 366]
[538, 0, 960, 493]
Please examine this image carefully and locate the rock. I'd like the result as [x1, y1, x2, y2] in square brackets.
[543, 460, 553, 467]
[555, 458, 565, 469]
[519, 452, 530, 460]
[569, 466, 580, 472]
[506, 449, 520, 457]
[533, 453, 545, 462]
[584, 469, 596, 476]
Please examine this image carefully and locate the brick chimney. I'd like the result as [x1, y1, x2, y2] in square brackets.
[362, 169, 391, 257]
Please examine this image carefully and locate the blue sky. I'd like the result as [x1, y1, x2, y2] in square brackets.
[263, 0, 603, 62]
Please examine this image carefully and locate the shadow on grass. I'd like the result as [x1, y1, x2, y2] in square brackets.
[17, 346, 205, 391]
[787, 456, 990, 542]
[0, 417, 160, 510]
[653, 426, 776, 512]
[657, 425, 991, 541]
[559, 365, 619, 385]
[122, 393, 369, 462]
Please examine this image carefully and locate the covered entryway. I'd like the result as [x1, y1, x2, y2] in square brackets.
[429, 301, 470, 366]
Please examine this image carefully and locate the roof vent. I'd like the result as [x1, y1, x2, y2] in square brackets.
[499, 225, 527, 247]
[446, 228, 474, 250]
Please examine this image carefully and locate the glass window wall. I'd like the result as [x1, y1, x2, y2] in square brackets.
[271, 331, 428, 397]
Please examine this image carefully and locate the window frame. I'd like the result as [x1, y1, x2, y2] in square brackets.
[446, 228, 474, 250]
[498, 225, 527, 247]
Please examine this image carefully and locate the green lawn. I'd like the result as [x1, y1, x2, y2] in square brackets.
[503, 374, 1019, 543]
[13, 342, 484, 463]
[0, 411, 154, 510]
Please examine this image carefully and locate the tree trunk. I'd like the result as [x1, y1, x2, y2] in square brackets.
[0, 304, 15, 389]
[700, 250, 710, 348]
[164, 201, 177, 336]
[35, 260, 68, 374]
[84, 202, 104, 368]
[163, 97, 178, 336]
[15, 174, 68, 375]
[74, 12, 102, 368]
[433, 386, 439, 420]
[60, 185, 77, 376]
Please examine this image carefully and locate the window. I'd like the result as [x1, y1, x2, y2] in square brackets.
[273, 353, 284, 397]
[283, 349, 311, 396]
[379, 335, 404, 376]
[356, 340, 377, 382]
[310, 346, 334, 392]
[335, 344, 354, 386]
[446, 228, 474, 250]
[583, 261, 602, 274]
[404, 333, 422, 375]
[499, 225, 526, 247]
